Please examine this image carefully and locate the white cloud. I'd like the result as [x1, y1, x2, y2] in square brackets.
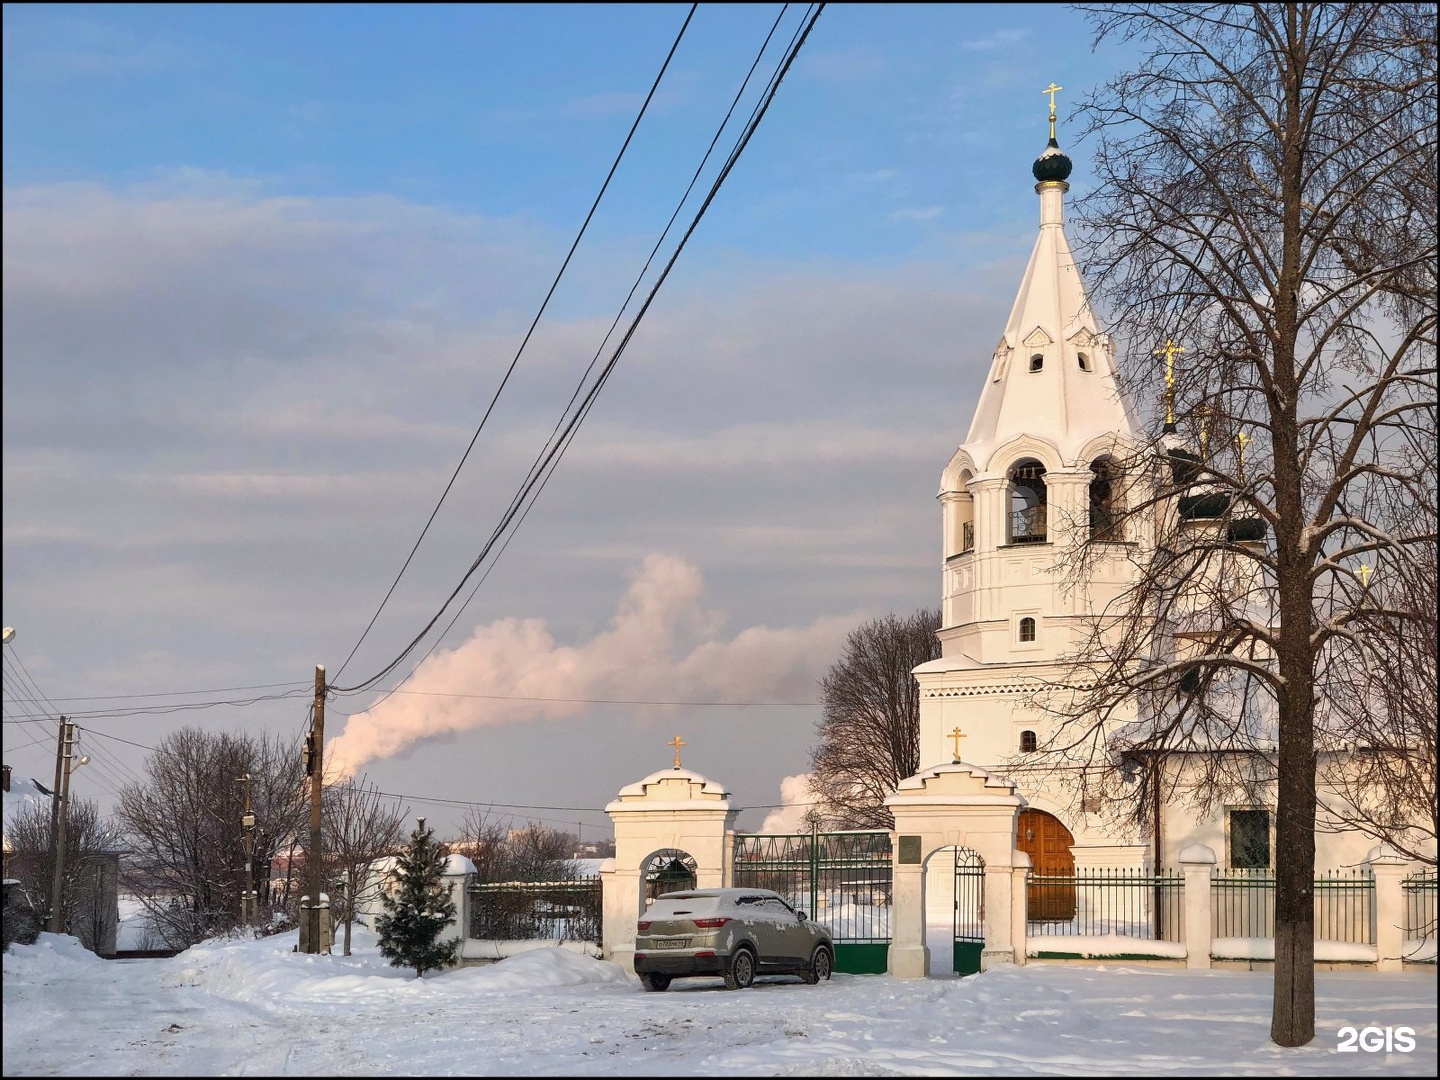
[760, 773, 822, 832]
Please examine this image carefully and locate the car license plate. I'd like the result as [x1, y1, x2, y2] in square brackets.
[654, 937, 687, 949]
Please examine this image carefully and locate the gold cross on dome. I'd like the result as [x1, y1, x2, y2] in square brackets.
[668, 734, 687, 770]
[1198, 403, 1211, 455]
[950, 727, 968, 763]
[1358, 563, 1372, 588]
[1042, 82, 1064, 138]
[1154, 340, 1185, 428]
[1236, 431, 1250, 480]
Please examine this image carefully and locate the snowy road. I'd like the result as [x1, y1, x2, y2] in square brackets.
[3, 930, 1435, 1076]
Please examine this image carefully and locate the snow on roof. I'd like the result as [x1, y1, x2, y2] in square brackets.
[3, 773, 53, 850]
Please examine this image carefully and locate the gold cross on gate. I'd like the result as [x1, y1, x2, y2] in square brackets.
[1042, 82, 1063, 139]
[950, 726, 968, 763]
[1358, 563, 1372, 588]
[668, 734, 687, 770]
[1154, 340, 1185, 428]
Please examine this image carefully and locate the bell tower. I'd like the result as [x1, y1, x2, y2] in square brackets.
[915, 101, 1143, 785]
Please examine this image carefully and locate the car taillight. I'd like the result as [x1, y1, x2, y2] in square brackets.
[637, 921, 652, 931]
[633, 953, 646, 961]
[691, 917, 730, 928]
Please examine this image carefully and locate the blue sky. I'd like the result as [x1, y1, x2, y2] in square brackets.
[3, 3, 1146, 838]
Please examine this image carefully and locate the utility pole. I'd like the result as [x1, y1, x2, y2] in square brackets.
[48, 719, 75, 934]
[302, 664, 327, 953]
[237, 774, 256, 926]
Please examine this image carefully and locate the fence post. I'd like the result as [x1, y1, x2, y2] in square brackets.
[1364, 844, 1408, 971]
[1010, 851, 1030, 967]
[1179, 844, 1215, 970]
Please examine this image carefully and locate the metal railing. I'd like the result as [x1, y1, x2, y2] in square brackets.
[1211, 868, 1374, 944]
[732, 830, 892, 944]
[1025, 868, 1183, 941]
[1009, 505, 1047, 544]
[468, 878, 601, 944]
[1402, 869, 1436, 962]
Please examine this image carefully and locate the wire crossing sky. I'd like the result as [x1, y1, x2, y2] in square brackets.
[3, 3, 1141, 836]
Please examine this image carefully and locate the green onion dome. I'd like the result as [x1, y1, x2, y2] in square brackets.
[1032, 137, 1073, 183]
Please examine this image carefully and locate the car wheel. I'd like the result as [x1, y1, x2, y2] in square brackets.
[640, 972, 671, 992]
[802, 945, 832, 985]
[723, 947, 756, 991]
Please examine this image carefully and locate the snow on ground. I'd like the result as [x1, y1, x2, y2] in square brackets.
[3, 928, 1435, 1076]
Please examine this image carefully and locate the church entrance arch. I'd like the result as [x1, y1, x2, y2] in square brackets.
[642, 849, 697, 909]
[1018, 809, 1075, 921]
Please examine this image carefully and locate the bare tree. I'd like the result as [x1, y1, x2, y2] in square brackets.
[810, 609, 940, 829]
[5, 798, 123, 954]
[1055, 2, 1437, 1046]
[323, 775, 407, 955]
[116, 728, 309, 947]
[450, 811, 577, 884]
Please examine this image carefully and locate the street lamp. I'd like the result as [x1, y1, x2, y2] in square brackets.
[2, 627, 14, 645]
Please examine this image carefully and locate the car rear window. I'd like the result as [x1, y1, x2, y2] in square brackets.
[646, 894, 720, 917]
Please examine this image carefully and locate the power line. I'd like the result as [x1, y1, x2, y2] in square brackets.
[332, 3, 699, 686]
[334, 3, 826, 697]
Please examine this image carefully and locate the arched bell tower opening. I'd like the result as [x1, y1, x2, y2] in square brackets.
[1008, 460, 1048, 544]
[1089, 455, 1123, 541]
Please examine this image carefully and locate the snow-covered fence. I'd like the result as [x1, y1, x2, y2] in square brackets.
[467, 878, 602, 945]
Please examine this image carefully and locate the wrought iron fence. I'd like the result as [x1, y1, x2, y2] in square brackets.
[1025, 868, 1183, 941]
[1402, 869, 1436, 962]
[1314, 869, 1374, 945]
[732, 831, 892, 945]
[1211, 868, 1374, 944]
[1212, 868, 1273, 939]
[468, 878, 601, 944]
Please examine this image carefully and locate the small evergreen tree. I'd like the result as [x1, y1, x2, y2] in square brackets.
[375, 818, 459, 978]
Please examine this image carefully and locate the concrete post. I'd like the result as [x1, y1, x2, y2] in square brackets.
[980, 864, 1016, 971]
[1179, 843, 1215, 969]
[1364, 844, 1410, 971]
[1010, 852, 1031, 967]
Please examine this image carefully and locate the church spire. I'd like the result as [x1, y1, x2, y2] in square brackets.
[959, 91, 1138, 472]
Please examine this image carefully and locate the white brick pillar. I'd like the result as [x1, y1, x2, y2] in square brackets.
[1364, 844, 1410, 972]
[1179, 843, 1215, 969]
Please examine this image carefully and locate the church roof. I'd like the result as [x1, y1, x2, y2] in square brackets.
[960, 135, 1140, 473]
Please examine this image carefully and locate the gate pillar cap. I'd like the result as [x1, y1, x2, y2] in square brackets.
[607, 768, 732, 812]
[1177, 843, 1216, 864]
[887, 761, 1020, 801]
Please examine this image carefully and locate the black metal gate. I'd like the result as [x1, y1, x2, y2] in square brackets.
[643, 849, 697, 904]
[732, 830, 892, 973]
[952, 846, 985, 975]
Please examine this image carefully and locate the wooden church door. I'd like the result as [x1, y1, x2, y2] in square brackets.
[1017, 809, 1076, 921]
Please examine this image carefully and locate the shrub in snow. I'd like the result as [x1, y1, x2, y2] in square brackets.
[375, 818, 460, 978]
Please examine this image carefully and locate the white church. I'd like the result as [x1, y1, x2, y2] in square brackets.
[476, 108, 1433, 977]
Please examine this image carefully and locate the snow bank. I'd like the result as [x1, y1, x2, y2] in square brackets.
[1212, 937, 1379, 962]
[450, 946, 629, 990]
[461, 937, 603, 962]
[1026, 934, 1187, 959]
[2, 932, 104, 977]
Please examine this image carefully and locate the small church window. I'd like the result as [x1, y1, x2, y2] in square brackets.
[1029, 353, 1044, 372]
[1019, 617, 1037, 642]
[1228, 809, 1271, 869]
[1077, 352, 1092, 371]
[1008, 461, 1048, 543]
[1019, 729, 1038, 753]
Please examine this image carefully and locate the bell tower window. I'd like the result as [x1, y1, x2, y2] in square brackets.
[1077, 352, 1092, 371]
[1029, 353, 1044, 372]
[1019, 617, 1037, 642]
[1008, 460, 1048, 543]
[1089, 456, 1123, 541]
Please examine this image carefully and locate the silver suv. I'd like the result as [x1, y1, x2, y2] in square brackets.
[633, 887, 834, 991]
